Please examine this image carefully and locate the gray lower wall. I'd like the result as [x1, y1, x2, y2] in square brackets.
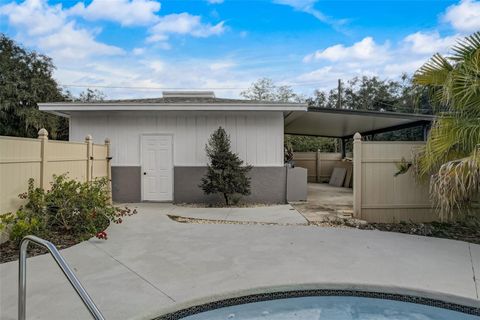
[174, 166, 287, 204]
[112, 166, 141, 203]
[112, 165, 302, 204]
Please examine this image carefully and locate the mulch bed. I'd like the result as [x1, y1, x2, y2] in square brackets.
[0, 232, 85, 264]
[358, 221, 480, 245]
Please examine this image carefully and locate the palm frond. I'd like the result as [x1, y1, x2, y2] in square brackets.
[430, 148, 480, 220]
[451, 32, 480, 62]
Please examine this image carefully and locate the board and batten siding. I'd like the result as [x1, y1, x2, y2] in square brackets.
[69, 111, 285, 167]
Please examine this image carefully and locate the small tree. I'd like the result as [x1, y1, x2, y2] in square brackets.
[200, 127, 252, 205]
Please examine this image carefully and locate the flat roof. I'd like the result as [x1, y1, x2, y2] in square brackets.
[284, 107, 435, 139]
[38, 97, 308, 116]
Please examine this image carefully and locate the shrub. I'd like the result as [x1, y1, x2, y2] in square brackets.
[0, 174, 136, 244]
[200, 127, 252, 205]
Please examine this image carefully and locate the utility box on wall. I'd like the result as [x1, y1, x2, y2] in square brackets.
[286, 167, 308, 202]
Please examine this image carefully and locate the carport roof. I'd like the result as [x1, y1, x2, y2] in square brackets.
[284, 107, 435, 139]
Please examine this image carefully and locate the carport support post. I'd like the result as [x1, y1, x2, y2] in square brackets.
[340, 138, 346, 159]
[353, 133, 362, 219]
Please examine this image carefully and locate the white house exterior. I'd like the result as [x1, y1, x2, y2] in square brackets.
[40, 92, 307, 203]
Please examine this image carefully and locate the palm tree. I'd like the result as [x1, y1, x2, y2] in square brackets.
[413, 32, 480, 220]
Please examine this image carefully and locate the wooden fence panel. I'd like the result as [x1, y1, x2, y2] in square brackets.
[353, 134, 435, 223]
[293, 152, 342, 182]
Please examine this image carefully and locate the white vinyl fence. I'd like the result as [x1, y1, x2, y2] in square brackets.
[353, 133, 436, 223]
[0, 129, 111, 216]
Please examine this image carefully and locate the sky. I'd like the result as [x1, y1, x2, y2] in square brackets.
[0, 0, 479, 99]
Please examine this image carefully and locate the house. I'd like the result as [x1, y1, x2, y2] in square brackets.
[39, 91, 307, 204]
[40, 91, 438, 222]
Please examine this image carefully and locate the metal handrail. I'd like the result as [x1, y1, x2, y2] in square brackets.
[19, 235, 105, 320]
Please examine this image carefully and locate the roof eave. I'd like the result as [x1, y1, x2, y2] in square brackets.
[38, 102, 308, 113]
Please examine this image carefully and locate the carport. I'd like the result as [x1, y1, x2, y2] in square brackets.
[284, 107, 436, 222]
[285, 107, 435, 157]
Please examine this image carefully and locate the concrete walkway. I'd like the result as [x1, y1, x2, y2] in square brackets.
[1, 203, 479, 320]
[169, 204, 307, 224]
[293, 183, 354, 222]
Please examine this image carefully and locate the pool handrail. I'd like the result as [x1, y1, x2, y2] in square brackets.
[18, 235, 105, 320]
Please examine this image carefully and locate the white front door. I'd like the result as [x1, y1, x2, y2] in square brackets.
[141, 135, 173, 201]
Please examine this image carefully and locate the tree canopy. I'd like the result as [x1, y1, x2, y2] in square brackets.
[0, 34, 68, 139]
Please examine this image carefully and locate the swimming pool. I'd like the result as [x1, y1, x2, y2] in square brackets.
[157, 291, 480, 320]
[182, 296, 479, 319]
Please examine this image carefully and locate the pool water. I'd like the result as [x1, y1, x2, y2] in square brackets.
[182, 296, 480, 320]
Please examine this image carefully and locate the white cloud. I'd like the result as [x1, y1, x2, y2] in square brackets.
[298, 29, 463, 92]
[54, 56, 251, 100]
[443, 0, 480, 32]
[209, 61, 235, 71]
[0, 0, 124, 60]
[403, 32, 458, 55]
[273, 0, 347, 29]
[38, 22, 124, 59]
[0, 0, 66, 36]
[147, 13, 226, 42]
[68, 0, 161, 26]
[132, 47, 146, 55]
[304, 37, 389, 63]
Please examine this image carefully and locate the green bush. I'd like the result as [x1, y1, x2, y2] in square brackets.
[0, 174, 136, 244]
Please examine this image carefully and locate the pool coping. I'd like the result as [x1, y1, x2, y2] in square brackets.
[151, 283, 480, 319]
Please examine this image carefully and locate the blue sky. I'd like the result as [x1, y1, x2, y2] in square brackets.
[1, 0, 479, 98]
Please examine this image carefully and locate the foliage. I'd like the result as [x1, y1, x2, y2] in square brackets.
[240, 78, 305, 102]
[285, 134, 337, 152]
[76, 88, 106, 102]
[0, 175, 136, 243]
[0, 34, 68, 139]
[307, 74, 433, 114]
[200, 127, 252, 205]
[394, 157, 412, 177]
[413, 32, 480, 219]
[284, 141, 294, 163]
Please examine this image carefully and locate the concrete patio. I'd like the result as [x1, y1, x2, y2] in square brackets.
[1, 203, 479, 319]
[292, 183, 354, 222]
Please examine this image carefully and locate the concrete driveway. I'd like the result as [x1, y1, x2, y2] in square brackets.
[1, 203, 479, 319]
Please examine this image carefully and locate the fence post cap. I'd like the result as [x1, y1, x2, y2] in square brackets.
[353, 132, 362, 140]
[104, 137, 110, 144]
[38, 128, 48, 138]
[85, 134, 93, 142]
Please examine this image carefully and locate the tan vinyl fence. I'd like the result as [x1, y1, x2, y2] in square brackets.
[353, 133, 435, 223]
[293, 152, 343, 183]
[0, 129, 112, 216]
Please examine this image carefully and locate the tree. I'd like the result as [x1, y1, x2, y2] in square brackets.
[413, 32, 480, 219]
[0, 34, 68, 139]
[240, 78, 304, 102]
[200, 127, 252, 205]
[77, 88, 106, 102]
[240, 78, 276, 101]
